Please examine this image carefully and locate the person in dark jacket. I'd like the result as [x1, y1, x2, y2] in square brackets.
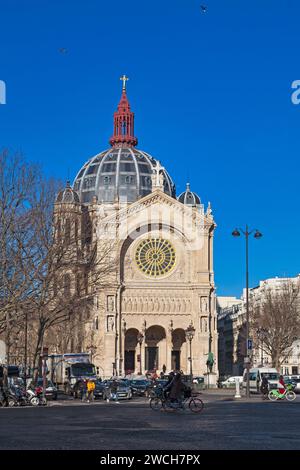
[260, 376, 269, 399]
[107, 379, 119, 403]
[163, 372, 174, 399]
[164, 372, 186, 404]
[78, 379, 87, 401]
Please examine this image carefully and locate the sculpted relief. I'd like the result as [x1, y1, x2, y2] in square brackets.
[200, 296, 208, 313]
[122, 295, 192, 314]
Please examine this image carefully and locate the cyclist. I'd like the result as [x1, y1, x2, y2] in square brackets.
[165, 372, 186, 406]
[163, 371, 175, 400]
[278, 375, 286, 398]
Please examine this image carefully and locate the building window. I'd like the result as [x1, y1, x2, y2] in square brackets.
[103, 176, 111, 185]
[95, 317, 99, 330]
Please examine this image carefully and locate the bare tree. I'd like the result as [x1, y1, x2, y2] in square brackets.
[0, 149, 38, 361]
[0, 150, 116, 374]
[20, 178, 116, 375]
[251, 280, 300, 370]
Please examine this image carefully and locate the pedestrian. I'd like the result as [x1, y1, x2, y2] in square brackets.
[86, 379, 95, 403]
[260, 375, 269, 399]
[107, 379, 119, 403]
[80, 379, 87, 402]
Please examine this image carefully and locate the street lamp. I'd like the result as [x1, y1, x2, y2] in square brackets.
[24, 311, 28, 389]
[232, 225, 263, 398]
[185, 323, 195, 378]
[137, 332, 144, 375]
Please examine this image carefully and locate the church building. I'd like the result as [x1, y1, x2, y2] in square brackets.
[54, 76, 218, 381]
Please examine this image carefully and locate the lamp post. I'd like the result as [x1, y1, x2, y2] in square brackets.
[185, 323, 195, 378]
[24, 311, 28, 389]
[232, 225, 262, 398]
[137, 332, 144, 375]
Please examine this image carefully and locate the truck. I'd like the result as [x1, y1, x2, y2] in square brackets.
[47, 353, 97, 396]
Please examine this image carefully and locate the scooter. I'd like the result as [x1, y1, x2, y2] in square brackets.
[26, 386, 47, 406]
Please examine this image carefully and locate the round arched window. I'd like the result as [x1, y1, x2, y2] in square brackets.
[135, 238, 176, 278]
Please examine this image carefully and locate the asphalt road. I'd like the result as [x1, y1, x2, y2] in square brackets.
[1, 394, 300, 450]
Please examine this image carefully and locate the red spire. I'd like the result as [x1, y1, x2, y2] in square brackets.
[109, 75, 138, 148]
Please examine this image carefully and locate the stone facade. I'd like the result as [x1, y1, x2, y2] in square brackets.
[81, 190, 217, 379]
[53, 80, 218, 380]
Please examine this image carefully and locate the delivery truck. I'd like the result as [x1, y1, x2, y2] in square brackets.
[48, 353, 97, 395]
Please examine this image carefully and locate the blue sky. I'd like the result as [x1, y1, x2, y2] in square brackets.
[1, 0, 300, 296]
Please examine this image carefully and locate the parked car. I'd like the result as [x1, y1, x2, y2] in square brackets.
[192, 376, 205, 388]
[283, 377, 297, 392]
[284, 375, 300, 393]
[148, 379, 169, 397]
[291, 376, 300, 393]
[221, 376, 243, 389]
[103, 380, 132, 401]
[35, 378, 58, 400]
[128, 379, 152, 397]
[93, 379, 106, 400]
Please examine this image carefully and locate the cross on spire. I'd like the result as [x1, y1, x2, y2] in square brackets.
[120, 74, 129, 92]
[110, 75, 137, 147]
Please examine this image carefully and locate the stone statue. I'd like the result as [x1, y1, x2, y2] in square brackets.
[107, 316, 114, 332]
[201, 297, 208, 313]
[108, 296, 115, 312]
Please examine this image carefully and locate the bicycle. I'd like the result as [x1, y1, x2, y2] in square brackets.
[149, 387, 204, 413]
[268, 384, 296, 402]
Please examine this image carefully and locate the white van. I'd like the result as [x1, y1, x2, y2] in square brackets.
[243, 367, 280, 393]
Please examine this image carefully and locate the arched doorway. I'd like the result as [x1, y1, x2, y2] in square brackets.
[145, 325, 166, 372]
[124, 328, 139, 374]
[171, 328, 186, 371]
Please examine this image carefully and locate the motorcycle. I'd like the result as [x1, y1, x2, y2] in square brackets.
[26, 386, 47, 406]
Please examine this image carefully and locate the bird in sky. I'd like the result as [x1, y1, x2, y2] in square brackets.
[200, 5, 207, 13]
[59, 48, 68, 54]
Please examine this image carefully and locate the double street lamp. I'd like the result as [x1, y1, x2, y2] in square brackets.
[137, 332, 144, 375]
[232, 225, 262, 398]
[185, 323, 195, 378]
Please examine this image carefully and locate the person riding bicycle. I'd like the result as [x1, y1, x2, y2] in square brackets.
[278, 375, 286, 398]
[164, 372, 186, 405]
[163, 371, 175, 399]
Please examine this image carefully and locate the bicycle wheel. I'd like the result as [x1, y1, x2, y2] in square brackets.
[189, 397, 204, 413]
[150, 397, 163, 411]
[268, 391, 278, 401]
[286, 391, 296, 401]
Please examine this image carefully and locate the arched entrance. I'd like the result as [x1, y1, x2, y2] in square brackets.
[171, 328, 186, 371]
[145, 325, 166, 372]
[124, 328, 139, 374]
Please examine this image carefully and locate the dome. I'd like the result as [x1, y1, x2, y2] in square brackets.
[56, 181, 80, 204]
[178, 183, 201, 207]
[73, 147, 176, 204]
